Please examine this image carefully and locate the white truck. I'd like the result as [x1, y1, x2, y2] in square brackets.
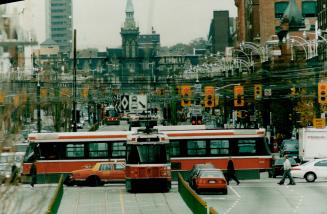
[299, 127, 327, 162]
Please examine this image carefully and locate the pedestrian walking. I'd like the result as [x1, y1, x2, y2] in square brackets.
[30, 160, 37, 188]
[10, 163, 18, 184]
[226, 157, 240, 185]
[278, 155, 296, 185]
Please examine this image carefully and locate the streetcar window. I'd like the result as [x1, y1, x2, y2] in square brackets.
[210, 140, 229, 155]
[170, 140, 181, 157]
[112, 142, 126, 158]
[89, 143, 108, 158]
[237, 139, 256, 154]
[66, 144, 85, 158]
[39, 143, 59, 160]
[187, 140, 206, 156]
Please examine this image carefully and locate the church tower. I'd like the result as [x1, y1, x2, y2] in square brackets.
[121, 0, 139, 58]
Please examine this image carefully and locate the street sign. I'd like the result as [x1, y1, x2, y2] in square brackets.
[313, 118, 326, 128]
[129, 95, 147, 112]
[194, 84, 202, 94]
[121, 95, 129, 111]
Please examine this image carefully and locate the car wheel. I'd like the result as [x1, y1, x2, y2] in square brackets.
[305, 172, 316, 182]
[222, 189, 228, 195]
[195, 189, 201, 194]
[87, 176, 101, 186]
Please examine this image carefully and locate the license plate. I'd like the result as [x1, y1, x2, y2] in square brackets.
[209, 180, 216, 184]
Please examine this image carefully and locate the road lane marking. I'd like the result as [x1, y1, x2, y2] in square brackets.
[119, 189, 125, 214]
[73, 188, 81, 214]
[229, 186, 241, 198]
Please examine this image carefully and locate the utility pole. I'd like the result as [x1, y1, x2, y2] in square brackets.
[72, 29, 77, 132]
[37, 72, 41, 133]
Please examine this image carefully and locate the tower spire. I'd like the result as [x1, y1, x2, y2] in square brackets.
[124, 0, 136, 29]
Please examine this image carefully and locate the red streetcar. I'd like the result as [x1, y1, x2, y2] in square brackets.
[125, 128, 171, 192]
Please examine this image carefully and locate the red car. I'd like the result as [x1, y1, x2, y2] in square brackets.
[67, 162, 125, 186]
[193, 168, 227, 195]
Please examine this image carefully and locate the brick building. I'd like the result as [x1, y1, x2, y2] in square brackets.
[234, 0, 317, 45]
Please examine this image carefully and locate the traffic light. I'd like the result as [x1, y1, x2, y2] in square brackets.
[234, 85, 244, 107]
[181, 85, 192, 107]
[191, 115, 202, 125]
[318, 83, 327, 104]
[254, 84, 262, 100]
[204, 86, 215, 108]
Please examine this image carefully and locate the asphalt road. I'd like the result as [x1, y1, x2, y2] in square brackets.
[58, 184, 192, 214]
[201, 177, 327, 214]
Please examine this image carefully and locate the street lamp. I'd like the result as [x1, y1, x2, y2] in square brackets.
[288, 37, 309, 60]
[240, 42, 268, 63]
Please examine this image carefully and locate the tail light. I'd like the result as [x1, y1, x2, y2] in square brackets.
[160, 170, 167, 176]
[196, 179, 204, 185]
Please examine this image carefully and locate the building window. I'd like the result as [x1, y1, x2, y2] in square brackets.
[275, 2, 289, 18]
[302, 1, 317, 17]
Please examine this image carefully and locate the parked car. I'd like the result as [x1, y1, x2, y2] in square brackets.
[67, 161, 125, 186]
[280, 139, 299, 159]
[268, 157, 298, 178]
[291, 158, 327, 182]
[192, 168, 227, 195]
[188, 163, 215, 187]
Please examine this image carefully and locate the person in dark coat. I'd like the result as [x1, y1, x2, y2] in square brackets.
[30, 161, 37, 187]
[10, 164, 18, 184]
[226, 157, 240, 185]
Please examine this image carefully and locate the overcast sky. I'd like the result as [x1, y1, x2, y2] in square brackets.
[8, 0, 236, 50]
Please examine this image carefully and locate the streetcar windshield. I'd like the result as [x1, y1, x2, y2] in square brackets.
[127, 144, 170, 164]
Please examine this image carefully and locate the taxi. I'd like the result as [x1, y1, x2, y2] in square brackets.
[67, 161, 125, 186]
[193, 168, 227, 194]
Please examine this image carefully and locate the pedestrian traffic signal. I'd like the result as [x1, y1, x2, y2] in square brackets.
[181, 85, 192, 107]
[204, 86, 215, 108]
[254, 84, 262, 100]
[318, 83, 327, 104]
[234, 85, 244, 107]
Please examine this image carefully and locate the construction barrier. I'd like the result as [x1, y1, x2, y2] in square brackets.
[45, 175, 64, 214]
[178, 173, 219, 214]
